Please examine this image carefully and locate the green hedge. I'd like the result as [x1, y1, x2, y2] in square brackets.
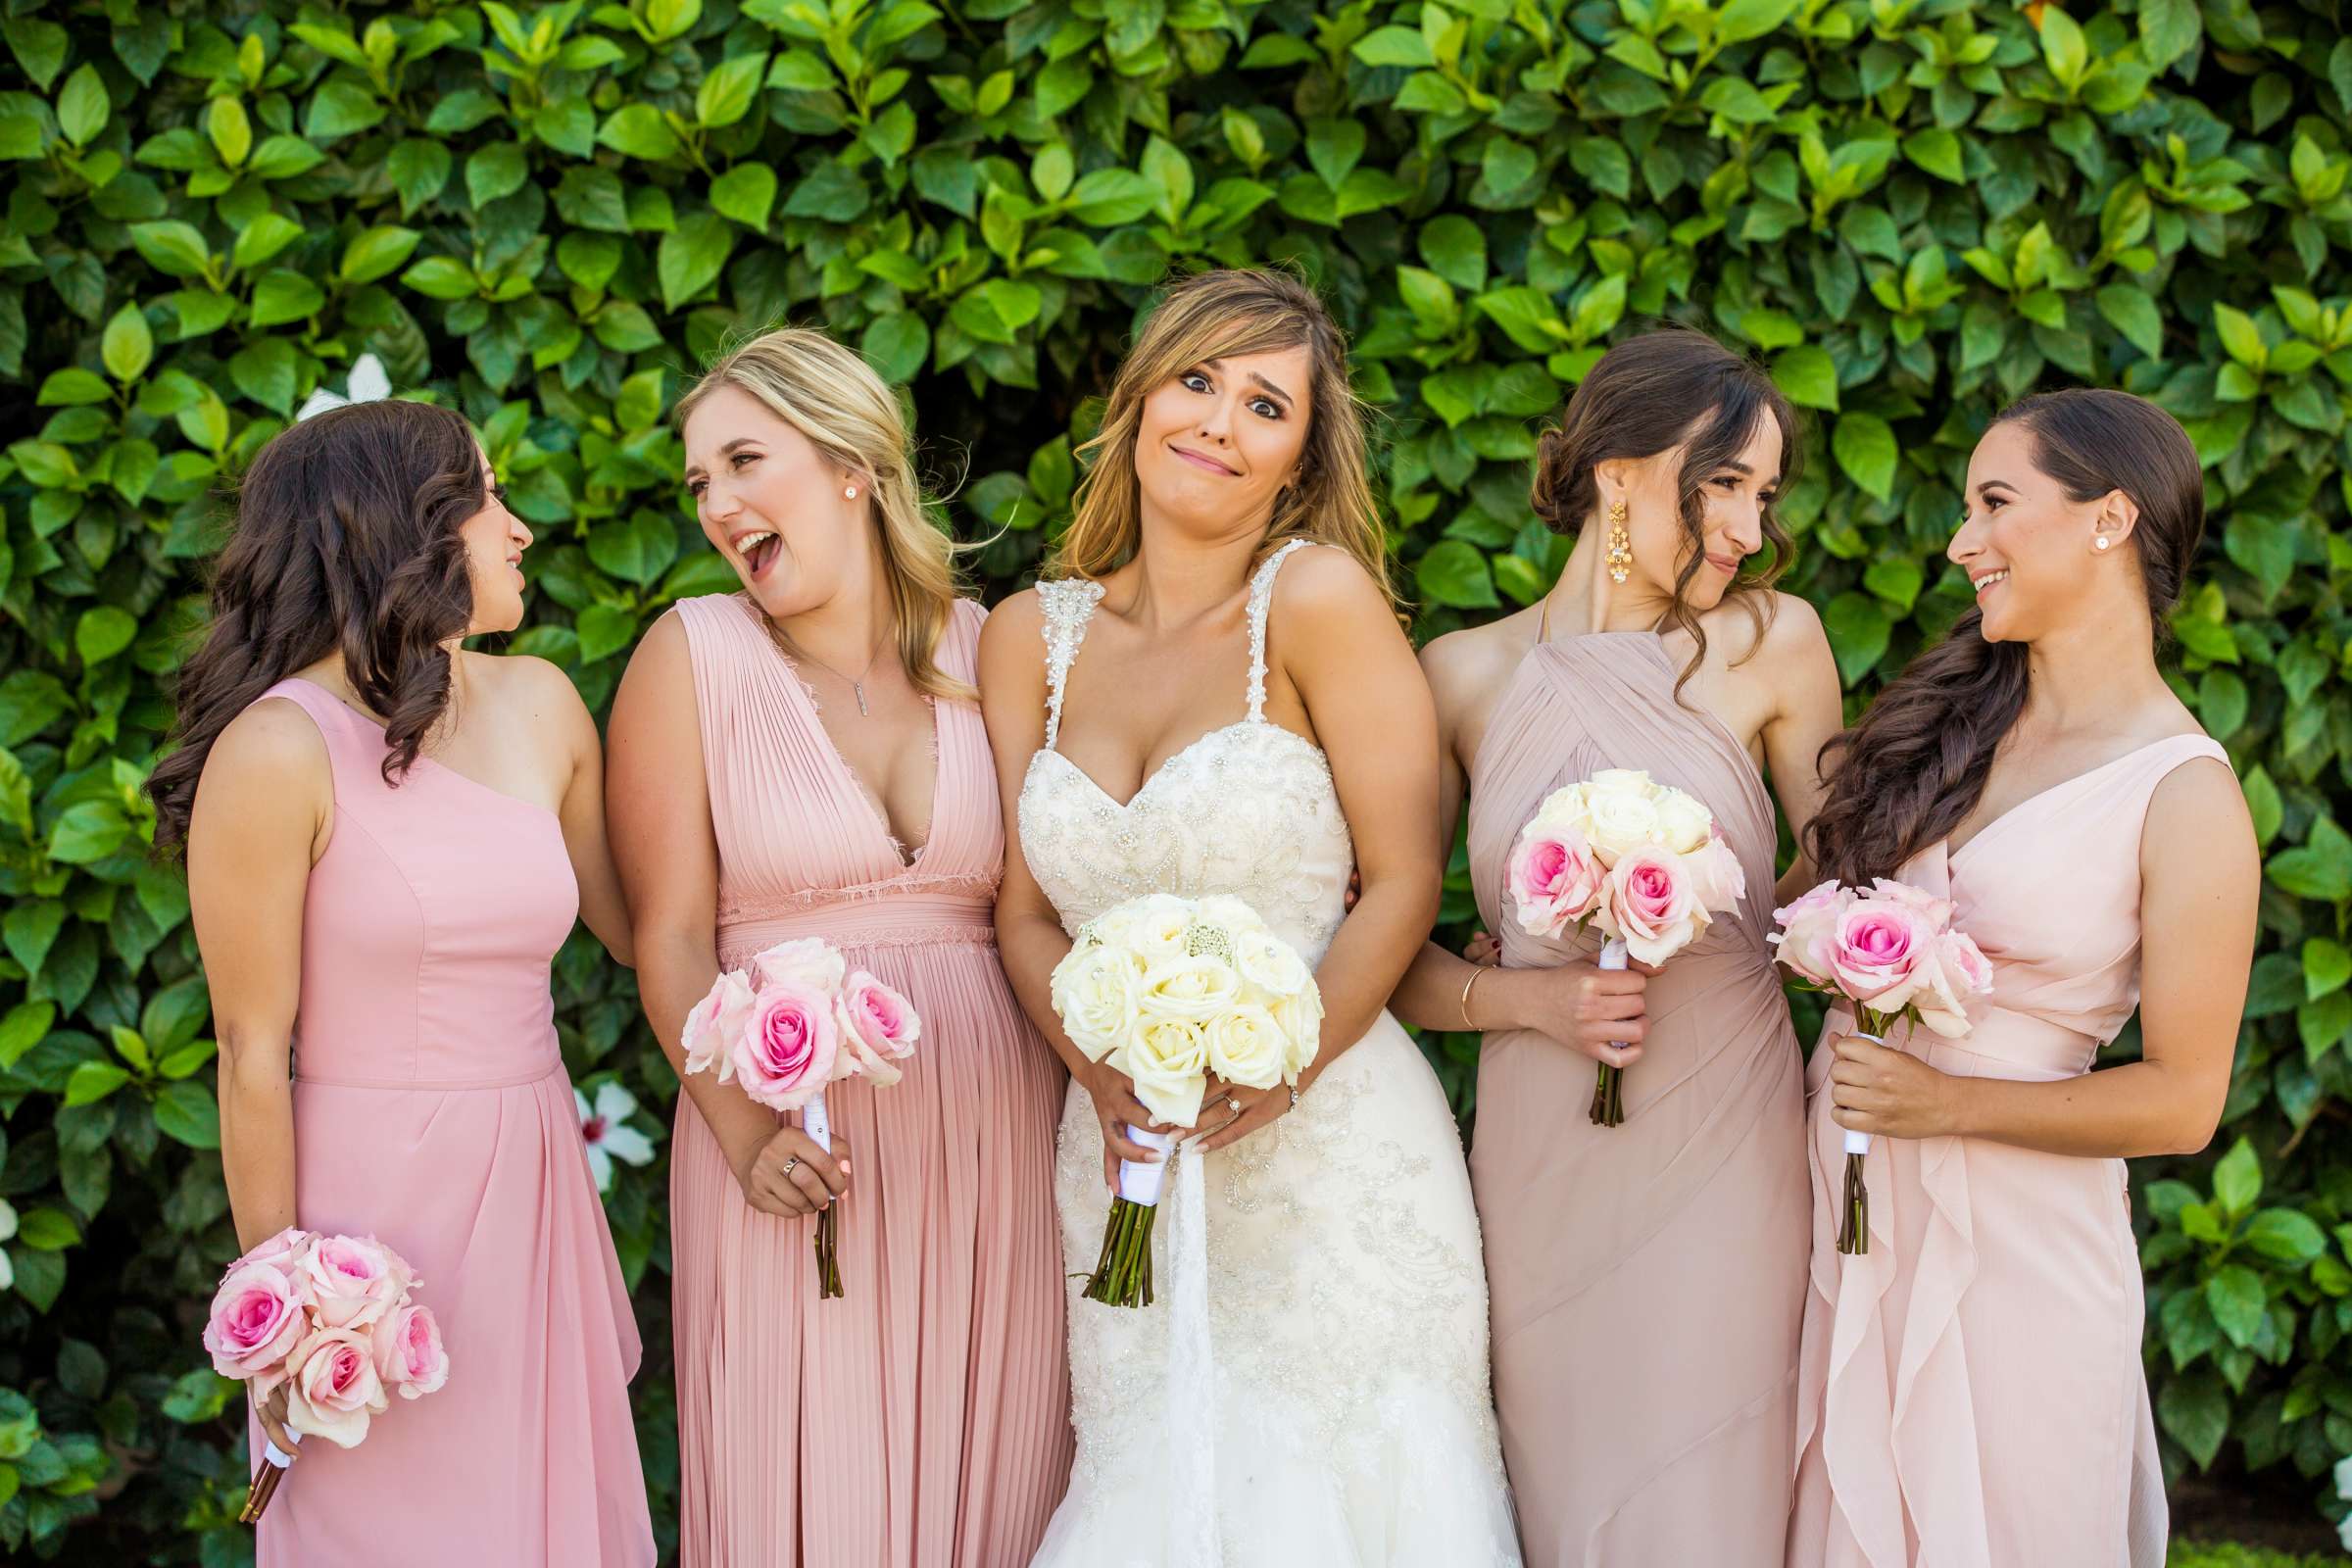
[0, 0, 2346, 1556]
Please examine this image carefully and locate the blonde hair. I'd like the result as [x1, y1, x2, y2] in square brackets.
[675, 327, 972, 701]
[1054, 270, 1395, 601]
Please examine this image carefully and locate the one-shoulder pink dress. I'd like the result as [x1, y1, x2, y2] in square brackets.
[248, 677, 653, 1567]
[1788, 733, 2229, 1568]
[664, 594, 1071, 1568]
[1466, 631, 1807, 1566]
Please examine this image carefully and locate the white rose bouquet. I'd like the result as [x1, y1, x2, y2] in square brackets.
[1051, 893, 1322, 1307]
[1504, 767, 1746, 1126]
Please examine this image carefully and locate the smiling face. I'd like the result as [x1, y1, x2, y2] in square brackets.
[1604, 411, 1784, 613]
[682, 383, 867, 620]
[1131, 345, 1314, 542]
[457, 449, 532, 635]
[1950, 417, 2132, 643]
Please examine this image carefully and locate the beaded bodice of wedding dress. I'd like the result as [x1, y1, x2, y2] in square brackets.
[1018, 541, 1521, 1568]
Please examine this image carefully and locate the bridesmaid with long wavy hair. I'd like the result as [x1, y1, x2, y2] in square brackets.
[1788, 389, 2256, 1567]
[605, 328, 1068, 1567]
[153, 400, 652, 1564]
[1390, 326, 1843, 1565]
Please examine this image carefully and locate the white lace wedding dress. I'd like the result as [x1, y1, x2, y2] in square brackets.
[1019, 541, 1522, 1567]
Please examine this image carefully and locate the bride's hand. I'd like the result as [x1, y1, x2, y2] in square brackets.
[1192, 1076, 1294, 1154]
[1080, 1059, 1171, 1194]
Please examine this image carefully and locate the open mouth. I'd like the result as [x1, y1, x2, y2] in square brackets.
[1972, 568, 2009, 596]
[735, 530, 782, 577]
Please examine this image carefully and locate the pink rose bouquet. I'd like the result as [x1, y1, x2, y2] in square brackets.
[201, 1228, 442, 1524]
[1504, 769, 1747, 1126]
[680, 936, 922, 1298]
[1768, 877, 1994, 1254]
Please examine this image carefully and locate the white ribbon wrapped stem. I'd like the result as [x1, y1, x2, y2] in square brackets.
[1117, 1125, 1171, 1204]
[1845, 1030, 1884, 1156]
[1598, 936, 1630, 1050]
[803, 1090, 831, 1153]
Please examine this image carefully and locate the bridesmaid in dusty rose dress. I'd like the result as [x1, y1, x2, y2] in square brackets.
[161, 402, 652, 1564]
[607, 329, 1069, 1567]
[1392, 328, 1841, 1565]
[1788, 390, 2255, 1567]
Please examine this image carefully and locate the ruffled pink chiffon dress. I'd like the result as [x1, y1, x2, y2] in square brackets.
[248, 677, 652, 1567]
[1789, 733, 2229, 1567]
[665, 594, 1071, 1568]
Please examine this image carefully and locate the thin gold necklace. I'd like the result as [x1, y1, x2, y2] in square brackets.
[768, 619, 889, 716]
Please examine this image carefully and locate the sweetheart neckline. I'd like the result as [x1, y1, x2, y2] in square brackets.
[1023, 720, 1328, 812]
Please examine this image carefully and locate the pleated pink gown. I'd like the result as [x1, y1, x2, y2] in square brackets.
[666, 593, 1071, 1568]
[1466, 632, 1807, 1566]
[249, 677, 653, 1567]
[1789, 734, 2227, 1568]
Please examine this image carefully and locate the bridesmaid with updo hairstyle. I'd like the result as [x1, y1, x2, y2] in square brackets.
[1391, 325, 1843, 1564]
[1788, 388, 2254, 1567]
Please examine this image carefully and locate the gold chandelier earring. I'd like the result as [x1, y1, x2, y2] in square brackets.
[1604, 499, 1633, 585]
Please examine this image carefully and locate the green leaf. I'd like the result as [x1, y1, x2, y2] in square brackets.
[2096, 284, 2164, 362]
[2205, 1264, 2267, 1347]
[128, 221, 212, 279]
[2037, 6, 2087, 90]
[697, 52, 767, 129]
[340, 225, 420, 285]
[15, 1207, 78, 1250]
[56, 65, 109, 148]
[599, 104, 682, 162]
[2212, 1137, 2262, 1214]
[1822, 592, 1890, 687]
[0, 1002, 53, 1070]
[710, 164, 777, 231]
[1414, 541, 1498, 609]
[37, 368, 111, 407]
[466, 142, 529, 208]
[1352, 25, 1435, 68]
[249, 270, 324, 328]
[1901, 128, 1965, 184]
[100, 304, 152, 383]
[2245, 1207, 2328, 1263]
[153, 1082, 221, 1150]
[2214, 304, 2267, 369]
[304, 78, 385, 141]
[1771, 346, 1839, 412]
[1832, 413, 1898, 501]
[861, 313, 929, 383]
[658, 212, 735, 311]
[61, 1060, 128, 1107]
[2269, 816, 2352, 902]
[74, 607, 136, 664]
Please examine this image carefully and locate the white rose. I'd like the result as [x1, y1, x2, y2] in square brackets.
[1051, 943, 1146, 1062]
[1234, 928, 1311, 998]
[1650, 787, 1715, 855]
[1270, 986, 1325, 1080]
[751, 936, 846, 994]
[1118, 1015, 1210, 1127]
[1193, 895, 1265, 935]
[1582, 782, 1662, 861]
[1136, 954, 1243, 1022]
[1589, 768, 1653, 796]
[1205, 1004, 1288, 1090]
[1123, 895, 1196, 962]
[1529, 783, 1594, 842]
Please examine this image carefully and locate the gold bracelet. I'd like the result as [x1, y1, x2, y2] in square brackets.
[1459, 965, 1486, 1029]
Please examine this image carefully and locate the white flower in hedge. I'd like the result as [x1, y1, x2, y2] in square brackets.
[574, 1082, 657, 1194]
[0, 1198, 13, 1293]
[2337, 1453, 2352, 1548]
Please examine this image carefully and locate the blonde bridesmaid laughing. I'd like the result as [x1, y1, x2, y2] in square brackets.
[606, 329, 1069, 1567]
[1788, 389, 2256, 1567]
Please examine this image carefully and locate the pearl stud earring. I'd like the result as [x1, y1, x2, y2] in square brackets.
[2095, 537, 2110, 550]
[845, 485, 858, 500]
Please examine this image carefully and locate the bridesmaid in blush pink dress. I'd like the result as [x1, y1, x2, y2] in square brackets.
[160, 401, 652, 1565]
[1788, 390, 2257, 1567]
[608, 330, 1069, 1567]
[1393, 328, 1842, 1567]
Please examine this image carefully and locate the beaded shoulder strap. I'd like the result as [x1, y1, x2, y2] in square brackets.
[1036, 576, 1105, 752]
[1245, 538, 1313, 722]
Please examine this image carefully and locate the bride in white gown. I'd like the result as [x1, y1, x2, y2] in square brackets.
[979, 270, 1521, 1567]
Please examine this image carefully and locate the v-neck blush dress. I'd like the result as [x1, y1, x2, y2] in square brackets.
[1788, 733, 2229, 1568]
[664, 593, 1071, 1567]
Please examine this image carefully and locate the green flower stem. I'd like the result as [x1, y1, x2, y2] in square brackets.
[1081, 1197, 1157, 1308]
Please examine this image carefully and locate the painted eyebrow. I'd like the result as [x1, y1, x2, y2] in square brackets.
[1974, 476, 2019, 497]
[1196, 358, 1297, 411]
[683, 436, 762, 481]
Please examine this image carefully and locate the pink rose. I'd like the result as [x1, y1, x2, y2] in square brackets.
[235, 1226, 314, 1278]
[1867, 876, 1953, 930]
[836, 971, 920, 1086]
[283, 1326, 388, 1448]
[203, 1261, 310, 1388]
[300, 1235, 410, 1331]
[1913, 930, 1995, 1038]
[370, 1303, 449, 1400]
[1684, 835, 1748, 913]
[1601, 846, 1707, 965]
[731, 981, 840, 1111]
[1507, 825, 1604, 937]
[752, 937, 847, 995]
[681, 969, 756, 1078]
[1942, 930, 1993, 996]
[1828, 896, 1935, 1015]
[1768, 879, 1852, 986]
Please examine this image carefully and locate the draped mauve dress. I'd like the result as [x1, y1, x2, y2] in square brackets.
[1466, 631, 1808, 1566]
[1788, 733, 2228, 1568]
[248, 677, 653, 1566]
[665, 593, 1071, 1567]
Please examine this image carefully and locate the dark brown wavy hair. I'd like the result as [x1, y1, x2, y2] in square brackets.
[1803, 388, 2206, 886]
[1530, 324, 1799, 691]
[147, 400, 489, 850]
